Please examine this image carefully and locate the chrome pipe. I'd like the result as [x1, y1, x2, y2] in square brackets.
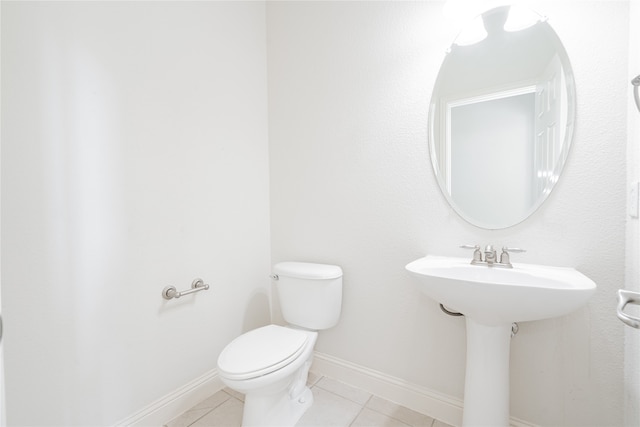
[440, 303, 464, 317]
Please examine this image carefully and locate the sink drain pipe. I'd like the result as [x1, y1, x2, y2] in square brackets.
[439, 303, 464, 317]
[439, 304, 519, 337]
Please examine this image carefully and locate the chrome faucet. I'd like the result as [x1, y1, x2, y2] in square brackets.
[460, 245, 526, 268]
[484, 245, 497, 265]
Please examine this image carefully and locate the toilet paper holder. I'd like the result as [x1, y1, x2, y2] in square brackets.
[617, 289, 640, 329]
[163, 278, 209, 300]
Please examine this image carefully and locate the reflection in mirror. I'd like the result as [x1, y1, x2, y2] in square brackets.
[429, 5, 575, 229]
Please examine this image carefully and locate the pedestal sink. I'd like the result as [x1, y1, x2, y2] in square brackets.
[405, 255, 596, 427]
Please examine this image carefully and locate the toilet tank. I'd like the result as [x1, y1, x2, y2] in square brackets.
[273, 262, 343, 330]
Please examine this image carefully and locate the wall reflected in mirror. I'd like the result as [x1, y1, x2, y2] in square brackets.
[429, 5, 575, 229]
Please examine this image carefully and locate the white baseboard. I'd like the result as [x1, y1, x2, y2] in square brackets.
[114, 353, 537, 427]
[114, 369, 223, 427]
[311, 352, 537, 427]
[311, 351, 464, 426]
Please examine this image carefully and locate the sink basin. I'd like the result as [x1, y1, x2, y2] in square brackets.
[406, 255, 597, 426]
[406, 255, 596, 325]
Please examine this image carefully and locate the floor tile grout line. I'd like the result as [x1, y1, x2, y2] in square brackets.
[347, 394, 372, 427]
[180, 375, 450, 427]
[313, 381, 434, 427]
[184, 391, 235, 427]
[363, 406, 423, 427]
[185, 407, 217, 427]
[365, 393, 439, 427]
[312, 382, 373, 408]
[347, 405, 366, 427]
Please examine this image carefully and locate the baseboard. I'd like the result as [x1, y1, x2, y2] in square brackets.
[311, 352, 537, 427]
[311, 351, 463, 426]
[113, 369, 223, 427]
[114, 353, 537, 427]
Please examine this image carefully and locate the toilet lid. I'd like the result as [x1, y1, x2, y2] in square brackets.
[217, 325, 308, 381]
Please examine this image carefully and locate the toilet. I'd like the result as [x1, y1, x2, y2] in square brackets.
[217, 261, 343, 426]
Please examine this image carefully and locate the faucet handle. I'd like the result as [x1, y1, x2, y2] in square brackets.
[499, 247, 526, 265]
[460, 244, 480, 250]
[502, 247, 526, 253]
[460, 244, 482, 262]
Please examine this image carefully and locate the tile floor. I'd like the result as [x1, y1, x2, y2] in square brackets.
[165, 373, 454, 427]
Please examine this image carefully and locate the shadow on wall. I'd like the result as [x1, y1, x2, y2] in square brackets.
[243, 290, 271, 332]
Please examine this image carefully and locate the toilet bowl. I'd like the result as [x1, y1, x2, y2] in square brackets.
[217, 262, 343, 426]
[218, 325, 317, 426]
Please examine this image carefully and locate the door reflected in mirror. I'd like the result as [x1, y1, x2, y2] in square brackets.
[429, 5, 575, 229]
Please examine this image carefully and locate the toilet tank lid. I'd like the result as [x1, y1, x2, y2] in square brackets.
[273, 262, 342, 280]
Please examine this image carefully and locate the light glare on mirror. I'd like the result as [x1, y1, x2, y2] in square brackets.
[504, 7, 544, 31]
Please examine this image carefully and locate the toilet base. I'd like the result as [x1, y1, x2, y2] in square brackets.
[242, 385, 313, 427]
[219, 327, 318, 427]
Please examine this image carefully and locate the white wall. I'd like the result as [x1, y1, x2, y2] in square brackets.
[0, 2, 5, 424]
[625, 0, 640, 425]
[1, 2, 270, 425]
[1, 1, 634, 426]
[268, 1, 629, 426]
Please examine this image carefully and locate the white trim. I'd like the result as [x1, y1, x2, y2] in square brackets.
[113, 354, 538, 427]
[447, 85, 537, 110]
[113, 369, 223, 427]
[311, 351, 537, 427]
[311, 351, 462, 426]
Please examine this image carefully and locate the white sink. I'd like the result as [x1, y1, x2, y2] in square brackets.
[405, 255, 596, 426]
[405, 255, 596, 325]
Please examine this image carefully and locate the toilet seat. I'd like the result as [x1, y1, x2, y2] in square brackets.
[217, 325, 309, 381]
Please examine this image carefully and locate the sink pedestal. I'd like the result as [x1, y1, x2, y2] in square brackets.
[463, 319, 511, 427]
[406, 256, 597, 427]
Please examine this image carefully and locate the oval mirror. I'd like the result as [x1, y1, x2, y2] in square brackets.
[429, 5, 576, 229]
